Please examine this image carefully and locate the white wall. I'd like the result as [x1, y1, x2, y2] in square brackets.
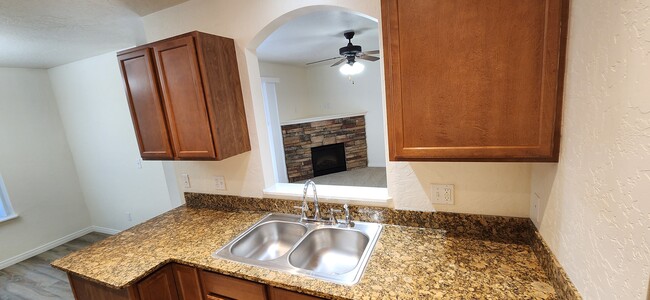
[0, 68, 90, 262]
[258, 62, 309, 122]
[48, 52, 175, 231]
[259, 61, 386, 168]
[307, 62, 385, 167]
[142, 0, 531, 217]
[531, 0, 650, 298]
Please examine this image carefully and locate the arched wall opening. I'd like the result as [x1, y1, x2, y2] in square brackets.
[243, 4, 390, 203]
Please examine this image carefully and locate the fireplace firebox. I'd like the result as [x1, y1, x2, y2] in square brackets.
[311, 143, 346, 177]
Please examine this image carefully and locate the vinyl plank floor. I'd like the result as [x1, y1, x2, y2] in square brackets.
[0, 232, 110, 300]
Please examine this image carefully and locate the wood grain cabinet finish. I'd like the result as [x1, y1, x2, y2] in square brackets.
[381, 0, 569, 161]
[268, 286, 325, 300]
[200, 270, 267, 300]
[66, 264, 324, 300]
[118, 31, 251, 161]
[69, 274, 139, 300]
[136, 265, 179, 300]
[118, 48, 173, 160]
[171, 263, 204, 300]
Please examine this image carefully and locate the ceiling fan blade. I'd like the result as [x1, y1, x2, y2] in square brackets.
[330, 59, 346, 67]
[358, 54, 380, 62]
[305, 57, 341, 66]
[363, 50, 380, 55]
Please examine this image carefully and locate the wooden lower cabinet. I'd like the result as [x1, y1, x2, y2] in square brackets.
[137, 265, 179, 300]
[200, 270, 267, 299]
[268, 286, 324, 300]
[67, 263, 324, 300]
[172, 264, 204, 300]
[68, 273, 139, 300]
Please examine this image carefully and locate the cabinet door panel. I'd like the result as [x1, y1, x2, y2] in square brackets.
[172, 264, 204, 300]
[268, 287, 324, 300]
[200, 270, 267, 300]
[118, 49, 173, 160]
[153, 36, 216, 159]
[382, 0, 567, 161]
[137, 265, 179, 300]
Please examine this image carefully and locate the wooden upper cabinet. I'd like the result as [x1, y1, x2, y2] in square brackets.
[118, 31, 251, 161]
[153, 36, 216, 159]
[381, 0, 568, 162]
[118, 49, 173, 160]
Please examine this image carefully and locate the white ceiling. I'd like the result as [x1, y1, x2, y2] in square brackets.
[0, 0, 187, 68]
[256, 10, 379, 66]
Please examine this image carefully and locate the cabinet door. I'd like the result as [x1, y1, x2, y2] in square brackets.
[69, 274, 138, 300]
[382, 0, 567, 161]
[153, 36, 217, 159]
[137, 265, 180, 300]
[172, 264, 204, 300]
[200, 270, 267, 300]
[268, 287, 324, 300]
[118, 49, 174, 160]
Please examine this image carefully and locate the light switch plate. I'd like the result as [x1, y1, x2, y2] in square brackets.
[214, 176, 226, 190]
[431, 184, 454, 205]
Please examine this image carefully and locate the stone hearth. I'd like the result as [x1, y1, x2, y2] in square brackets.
[281, 115, 368, 182]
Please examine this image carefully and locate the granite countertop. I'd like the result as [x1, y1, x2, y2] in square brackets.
[51, 206, 557, 299]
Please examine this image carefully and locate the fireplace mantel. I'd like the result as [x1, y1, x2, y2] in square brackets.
[280, 112, 366, 126]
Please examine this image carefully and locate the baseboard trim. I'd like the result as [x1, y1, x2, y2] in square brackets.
[91, 225, 121, 235]
[0, 225, 121, 270]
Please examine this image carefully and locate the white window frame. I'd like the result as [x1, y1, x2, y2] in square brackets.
[0, 173, 17, 222]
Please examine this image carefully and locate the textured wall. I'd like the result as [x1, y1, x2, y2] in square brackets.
[531, 0, 650, 298]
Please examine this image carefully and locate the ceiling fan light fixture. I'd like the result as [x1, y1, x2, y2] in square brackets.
[339, 61, 364, 76]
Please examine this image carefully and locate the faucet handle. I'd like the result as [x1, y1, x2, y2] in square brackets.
[343, 204, 354, 226]
[328, 207, 342, 224]
[293, 205, 307, 220]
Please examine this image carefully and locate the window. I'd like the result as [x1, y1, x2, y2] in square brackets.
[0, 174, 16, 221]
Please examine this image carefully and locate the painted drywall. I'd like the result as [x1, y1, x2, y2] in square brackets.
[258, 62, 310, 122]
[258, 61, 386, 168]
[306, 62, 385, 167]
[142, 0, 531, 217]
[0, 68, 91, 262]
[530, 0, 650, 298]
[48, 52, 175, 231]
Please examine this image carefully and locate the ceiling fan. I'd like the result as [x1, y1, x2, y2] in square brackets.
[306, 30, 380, 67]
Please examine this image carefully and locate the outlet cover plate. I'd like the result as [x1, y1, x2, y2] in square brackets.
[431, 184, 454, 205]
[214, 176, 226, 190]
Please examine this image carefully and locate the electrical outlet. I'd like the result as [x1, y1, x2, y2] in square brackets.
[181, 174, 191, 188]
[126, 212, 132, 222]
[431, 184, 454, 204]
[135, 158, 143, 169]
[214, 176, 226, 190]
[532, 193, 541, 222]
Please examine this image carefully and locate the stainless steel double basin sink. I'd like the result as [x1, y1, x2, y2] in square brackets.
[213, 213, 382, 285]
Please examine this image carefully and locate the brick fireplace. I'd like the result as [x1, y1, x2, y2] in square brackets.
[281, 114, 368, 183]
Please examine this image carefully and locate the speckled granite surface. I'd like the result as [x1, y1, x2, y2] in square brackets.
[530, 230, 581, 299]
[52, 206, 560, 299]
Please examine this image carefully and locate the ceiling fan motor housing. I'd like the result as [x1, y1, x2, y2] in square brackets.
[339, 44, 362, 57]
